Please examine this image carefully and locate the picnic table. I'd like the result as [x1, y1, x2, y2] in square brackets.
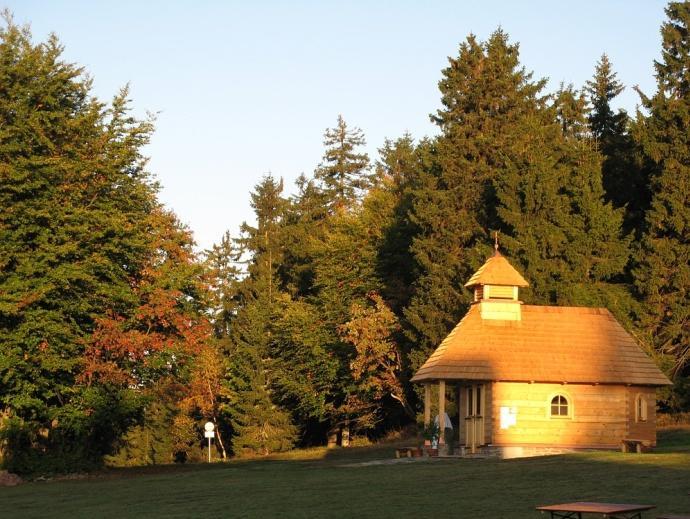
[536, 501, 656, 519]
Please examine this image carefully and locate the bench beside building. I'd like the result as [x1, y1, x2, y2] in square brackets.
[410, 251, 671, 457]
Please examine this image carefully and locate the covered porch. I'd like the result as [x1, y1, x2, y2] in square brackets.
[421, 379, 491, 455]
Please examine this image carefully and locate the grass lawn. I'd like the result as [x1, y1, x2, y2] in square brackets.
[3, 428, 690, 519]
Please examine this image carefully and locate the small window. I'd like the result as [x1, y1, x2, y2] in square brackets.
[635, 395, 648, 423]
[550, 395, 569, 417]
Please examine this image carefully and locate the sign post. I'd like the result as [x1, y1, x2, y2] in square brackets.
[204, 422, 215, 463]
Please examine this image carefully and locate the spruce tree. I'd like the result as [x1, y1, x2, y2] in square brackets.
[279, 174, 331, 298]
[274, 133, 422, 440]
[404, 30, 546, 368]
[494, 88, 630, 307]
[405, 29, 631, 375]
[204, 231, 242, 339]
[633, 2, 690, 383]
[585, 54, 643, 231]
[226, 175, 298, 454]
[374, 135, 424, 314]
[303, 188, 392, 438]
[314, 115, 371, 210]
[586, 54, 626, 139]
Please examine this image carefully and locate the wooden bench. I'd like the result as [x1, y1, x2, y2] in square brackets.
[621, 438, 652, 453]
[395, 446, 420, 458]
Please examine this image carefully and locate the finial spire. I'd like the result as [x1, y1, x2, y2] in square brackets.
[494, 231, 500, 256]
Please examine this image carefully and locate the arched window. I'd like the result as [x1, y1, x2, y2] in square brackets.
[635, 395, 648, 423]
[550, 395, 569, 417]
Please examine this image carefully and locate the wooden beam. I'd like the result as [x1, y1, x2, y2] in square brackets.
[438, 380, 446, 445]
[424, 384, 431, 446]
[457, 385, 462, 438]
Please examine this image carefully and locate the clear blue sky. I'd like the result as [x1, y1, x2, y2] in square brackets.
[7, 1, 668, 250]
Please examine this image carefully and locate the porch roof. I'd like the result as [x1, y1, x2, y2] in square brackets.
[410, 304, 671, 386]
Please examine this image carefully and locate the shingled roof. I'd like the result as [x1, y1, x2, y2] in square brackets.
[464, 251, 529, 288]
[410, 304, 671, 386]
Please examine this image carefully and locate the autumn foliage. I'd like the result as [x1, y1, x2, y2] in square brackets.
[3, 4, 690, 473]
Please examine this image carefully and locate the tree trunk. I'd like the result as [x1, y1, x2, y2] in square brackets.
[213, 416, 228, 460]
[327, 428, 339, 449]
[341, 421, 350, 447]
[391, 391, 416, 420]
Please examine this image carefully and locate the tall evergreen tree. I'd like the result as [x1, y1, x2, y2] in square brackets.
[405, 30, 631, 376]
[226, 175, 297, 455]
[404, 30, 546, 368]
[303, 188, 393, 439]
[586, 54, 626, 139]
[314, 115, 371, 210]
[554, 83, 589, 139]
[279, 173, 331, 298]
[204, 231, 242, 339]
[273, 132, 422, 441]
[633, 2, 690, 385]
[374, 135, 424, 314]
[494, 87, 630, 307]
[585, 54, 644, 231]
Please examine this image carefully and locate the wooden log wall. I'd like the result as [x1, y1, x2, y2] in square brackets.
[626, 385, 657, 445]
[489, 382, 657, 448]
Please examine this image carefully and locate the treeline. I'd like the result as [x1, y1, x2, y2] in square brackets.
[1, 4, 689, 473]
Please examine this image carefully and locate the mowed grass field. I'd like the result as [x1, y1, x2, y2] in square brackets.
[3, 428, 690, 519]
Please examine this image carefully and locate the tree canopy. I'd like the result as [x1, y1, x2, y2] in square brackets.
[632, 2, 690, 391]
[2, 4, 690, 472]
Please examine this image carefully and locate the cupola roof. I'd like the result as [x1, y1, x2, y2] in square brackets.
[464, 251, 529, 289]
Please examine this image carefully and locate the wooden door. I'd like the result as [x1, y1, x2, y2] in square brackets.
[465, 384, 485, 453]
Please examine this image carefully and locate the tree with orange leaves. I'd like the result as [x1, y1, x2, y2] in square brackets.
[0, 17, 193, 473]
[82, 209, 221, 464]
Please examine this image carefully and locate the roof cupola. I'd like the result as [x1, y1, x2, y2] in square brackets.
[465, 239, 528, 321]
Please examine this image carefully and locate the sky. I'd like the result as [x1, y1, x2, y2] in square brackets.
[6, 1, 669, 251]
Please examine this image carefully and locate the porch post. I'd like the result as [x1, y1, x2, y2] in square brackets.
[457, 385, 462, 447]
[438, 380, 446, 445]
[423, 383, 431, 446]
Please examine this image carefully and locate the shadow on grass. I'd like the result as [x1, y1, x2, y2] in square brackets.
[3, 428, 689, 519]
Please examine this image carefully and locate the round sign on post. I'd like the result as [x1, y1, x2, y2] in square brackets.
[204, 422, 215, 463]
